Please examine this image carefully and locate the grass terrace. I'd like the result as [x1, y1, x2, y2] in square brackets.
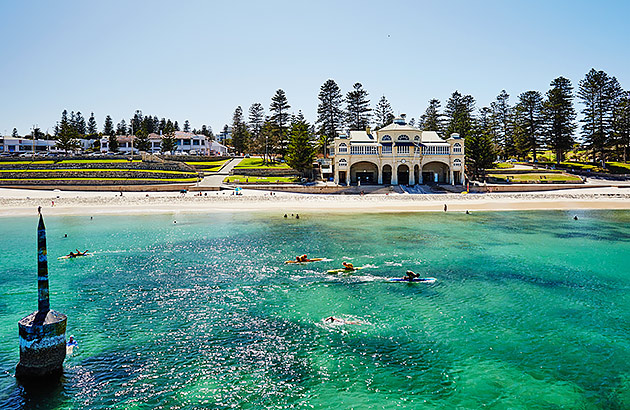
[488, 173, 583, 183]
[491, 162, 515, 169]
[185, 159, 230, 172]
[234, 158, 291, 169]
[224, 175, 298, 184]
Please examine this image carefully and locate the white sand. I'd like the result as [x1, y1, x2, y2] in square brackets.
[1, 186, 629, 217]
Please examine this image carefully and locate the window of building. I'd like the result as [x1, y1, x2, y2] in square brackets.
[381, 135, 392, 141]
[338, 158, 348, 167]
[398, 135, 410, 141]
[397, 145, 410, 154]
[382, 145, 392, 154]
[453, 143, 462, 153]
[350, 145, 377, 155]
[193, 140, 200, 145]
[454, 158, 462, 166]
[338, 143, 348, 153]
[414, 135, 420, 141]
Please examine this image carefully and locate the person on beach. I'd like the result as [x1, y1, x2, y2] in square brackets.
[444, 204, 447, 212]
[342, 261, 354, 270]
[402, 270, 420, 281]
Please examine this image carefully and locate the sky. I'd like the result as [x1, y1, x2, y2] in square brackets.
[1, 0, 629, 136]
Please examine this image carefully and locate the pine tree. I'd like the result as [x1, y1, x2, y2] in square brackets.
[174, 121, 180, 131]
[542, 77, 576, 164]
[578, 69, 619, 162]
[141, 115, 154, 135]
[445, 91, 475, 139]
[345, 83, 371, 130]
[316, 80, 344, 156]
[231, 106, 250, 154]
[270, 89, 291, 156]
[74, 111, 86, 136]
[56, 117, 80, 152]
[108, 134, 119, 152]
[12, 128, 18, 137]
[286, 117, 316, 176]
[490, 90, 512, 158]
[613, 91, 630, 162]
[103, 115, 114, 136]
[419, 99, 443, 132]
[116, 119, 128, 135]
[248, 103, 265, 159]
[374, 95, 394, 129]
[515, 91, 543, 162]
[159, 118, 166, 134]
[134, 128, 151, 152]
[161, 121, 176, 153]
[87, 112, 98, 137]
[131, 110, 143, 135]
[183, 120, 191, 132]
[465, 120, 496, 180]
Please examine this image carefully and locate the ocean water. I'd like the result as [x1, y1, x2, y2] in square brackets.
[1, 210, 629, 409]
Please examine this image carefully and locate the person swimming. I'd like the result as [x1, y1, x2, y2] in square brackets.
[66, 249, 88, 258]
[324, 316, 362, 325]
[402, 270, 420, 281]
[67, 335, 78, 347]
[342, 261, 354, 270]
[295, 254, 309, 262]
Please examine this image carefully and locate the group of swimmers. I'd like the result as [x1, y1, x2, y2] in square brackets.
[284, 214, 300, 219]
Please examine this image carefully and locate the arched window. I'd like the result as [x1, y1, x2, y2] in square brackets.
[338, 158, 348, 167]
[338, 143, 348, 153]
[414, 135, 420, 141]
[453, 143, 462, 153]
[398, 135, 409, 141]
[381, 135, 392, 141]
[453, 158, 462, 166]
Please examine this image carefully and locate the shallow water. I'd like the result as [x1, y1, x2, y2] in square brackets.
[1, 210, 630, 409]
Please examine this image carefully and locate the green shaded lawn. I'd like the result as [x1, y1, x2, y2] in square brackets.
[185, 159, 229, 172]
[234, 158, 291, 169]
[223, 175, 298, 184]
[488, 173, 582, 183]
[491, 162, 514, 169]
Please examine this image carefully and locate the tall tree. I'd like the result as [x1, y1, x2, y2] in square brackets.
[465, 120, 496, 180]
[134, 128, 151, 152]
[231, 106, 250, 154]
[174, 121, 180, 131]
[161, 121, 176, 153]
[12, 128, 18, 137]
[270, 89, 291, 156]
[248, 102, 265, 158]
[116, 119, 128, 135]
[419, 99, 443, 132]
[87, 112, 98, 137]
[74, 112, 86, 136]
[374, 95, 394, 129]
[103, 115, 114, 136]
[131, 110, 143, 134]
[542, 77, 577, 164]
[578, 69, 619, 162]
[316, 79, 344, 157]
[444, 91, 476, 139]
[613, 91, 630, 162]
[286, 117, 316, 176]
[345, 82, 371, 130]
[183, 120, 191, 132]
[56, 117, 80, 152]
[514, 91, 544, 162]
[490, 90, 512, 158]
[108, 134, 119, 152]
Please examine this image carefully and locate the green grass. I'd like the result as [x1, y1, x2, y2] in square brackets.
[0, 168, 197, 175]
[185, 159, 229, 171]
[234, 158, 291, 169]
[223, 175, 298, 184]
[488, 173, 583, 183]
[491, 162, 514, 169]
[0, 177, 198, 182]
[0, 159, 142, 165]
[607, 162, 630, 173]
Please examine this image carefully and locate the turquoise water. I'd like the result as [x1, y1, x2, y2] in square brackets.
[1, 210, 630, 409]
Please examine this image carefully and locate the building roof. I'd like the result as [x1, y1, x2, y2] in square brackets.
[348, 130, 375, 142]
[420, 131, 446, 143]
[378, 122, 421, 133]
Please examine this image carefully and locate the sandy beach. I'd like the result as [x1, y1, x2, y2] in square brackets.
[1, 186, 629, 216]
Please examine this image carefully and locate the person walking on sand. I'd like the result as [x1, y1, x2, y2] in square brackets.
[444, 204, 447, 212]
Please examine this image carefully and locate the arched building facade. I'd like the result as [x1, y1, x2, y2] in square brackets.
[331, 116, 465, 185]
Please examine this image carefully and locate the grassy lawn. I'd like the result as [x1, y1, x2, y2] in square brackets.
[185, 159, 230, 172]
[0, 159, 142, 165]
[488, 173, 582, 183]
[223, 175, 298, 184]
[234, 158, 291, 169]
[607, 162, 630, 173]
[0, 168, 197, 175]
[491, 162, 514, 169]
[0, 177, 198, 182]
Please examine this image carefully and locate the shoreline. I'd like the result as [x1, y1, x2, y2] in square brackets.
[0, 187, 629, 216]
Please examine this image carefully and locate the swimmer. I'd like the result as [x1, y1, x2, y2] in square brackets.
[296, 214, 300, 219]
[284, 214, 287, 218]
[402, 270, 420, 281]
[67, 335, 78, 347]
[465, 210, 470, 215]
[295, 254, 308, 262]
[574, 215, 578, 220]
[342, 261, 354, 270]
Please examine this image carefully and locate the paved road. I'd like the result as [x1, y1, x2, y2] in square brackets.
[197, 157, 243, 188]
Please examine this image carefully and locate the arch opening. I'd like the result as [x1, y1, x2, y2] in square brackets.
[350, 161, 378, 185]
[397, 164, 409, 185]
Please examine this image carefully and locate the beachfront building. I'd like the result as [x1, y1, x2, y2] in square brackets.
[0, 137, 95, 155]
[100, 132, 228, 156]
[330, 116, 465, 185]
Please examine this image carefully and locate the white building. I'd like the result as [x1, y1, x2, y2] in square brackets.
[331, 116, 465, 185]
[0, 137, 95, 154]
[100, 132, 228, 155]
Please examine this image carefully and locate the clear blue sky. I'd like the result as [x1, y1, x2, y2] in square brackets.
[1, 0, 628, 136]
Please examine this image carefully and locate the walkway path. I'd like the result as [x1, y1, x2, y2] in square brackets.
[197, 157, 243, 188]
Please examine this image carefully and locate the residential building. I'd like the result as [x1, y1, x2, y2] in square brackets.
[99, 132, 228, 155]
